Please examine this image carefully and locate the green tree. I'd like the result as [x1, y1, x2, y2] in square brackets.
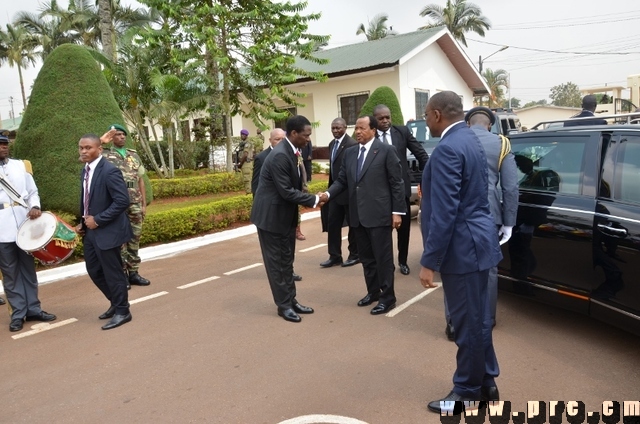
[13, 44, 127, 214]
[419, 0, 491, 47]
[500, 98, 520, 109]
[140, 0, 328, 172]
[482, 68, 509, 108]
[550, 82, 582, 107]
[522, 99, 548, 108]
[358, 86, 404, 125]
[356, 13, 396, 41]
[0, 24, 39, 109]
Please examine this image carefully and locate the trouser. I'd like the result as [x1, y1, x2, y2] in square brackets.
[83, 230, 130, 315]
[354, 225, 395, 305]
[122, 202, 144, 273]
[395, 197, 411, 265]
[241, 165, 253, 194]
[0, 242, 42, 320]
[327, 201, 357, 260]
[257, 227, 298, 309]
[442, 269, 499, 398]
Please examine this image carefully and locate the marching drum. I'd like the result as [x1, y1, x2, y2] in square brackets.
[16, 212, 78, 266]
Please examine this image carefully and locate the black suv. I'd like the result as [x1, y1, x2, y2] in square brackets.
[405, 109, 521, 202]
[501, 118, 640, 336]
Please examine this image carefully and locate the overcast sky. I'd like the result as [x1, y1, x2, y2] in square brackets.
[2, 0, 639, 121]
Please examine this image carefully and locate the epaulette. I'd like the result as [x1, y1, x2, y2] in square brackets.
[23, 160, 33, 175]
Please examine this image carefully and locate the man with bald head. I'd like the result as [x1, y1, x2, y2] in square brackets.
[419, 92, 503, 415]
[320, 117, 358, 268]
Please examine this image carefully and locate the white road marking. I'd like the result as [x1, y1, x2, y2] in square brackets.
[11, 318, 78, 340]
[386, 285, 441, 317]
[223, 263, 263, 275]
[130, 291, 169, 304]
[177, 276, 220, 289]
[299, 244, 326, 253]
[278, 415, 369, 424]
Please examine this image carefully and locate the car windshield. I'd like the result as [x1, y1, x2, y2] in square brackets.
[406, 120, 440, 153]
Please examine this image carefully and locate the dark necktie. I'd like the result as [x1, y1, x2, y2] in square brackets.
[356, 146, 366, 180]
[83, 165, 90, 216]
[331, 140, 340, 164]
[383, 131, 391, 145]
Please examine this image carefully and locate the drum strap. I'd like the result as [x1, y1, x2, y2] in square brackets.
[0, 174, 28, 207]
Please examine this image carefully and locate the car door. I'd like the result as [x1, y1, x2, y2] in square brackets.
[499, 131, 600, 314]
[590, 131, 640, 334]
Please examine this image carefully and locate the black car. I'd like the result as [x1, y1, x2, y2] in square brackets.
[500, 121, 640, 336]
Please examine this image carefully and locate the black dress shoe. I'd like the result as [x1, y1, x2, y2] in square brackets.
[370, 303, 395, 315]
[445, 322, 455, 341]
[129, 272, 150, 286]
[98, 305, 117, 320]
[341, 257, 360, 267]
[277, 308, 301, 323]
[25, 311, 57, 322]
[10, 319, 24, 332]
[481, 385, 499, 401]
[293, 273, 302, 282]
[293, 303, 314, 314]
[357, 293, 380, 307]
[320, 257, 342, 268]
[427, 390, 481, 415]
[0, 297, 5, 305]
[399, 264, 410, 275]
[101, 313, 132, 330]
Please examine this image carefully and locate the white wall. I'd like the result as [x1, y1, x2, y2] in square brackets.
[399, 42, 475, 119]
[515, 106, 581, 130]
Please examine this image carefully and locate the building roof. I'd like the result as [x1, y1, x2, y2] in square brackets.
[296, 27, 489, 95]
[0, 116, 22, 133]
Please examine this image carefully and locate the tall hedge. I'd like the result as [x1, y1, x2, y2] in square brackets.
[358, 86, 405, 125]
[14, 44, 129, 215]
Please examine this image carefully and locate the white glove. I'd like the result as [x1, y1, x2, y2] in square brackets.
[498, 226, 513, 245]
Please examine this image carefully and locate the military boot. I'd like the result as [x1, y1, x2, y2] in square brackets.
[129, 272, 151, 286]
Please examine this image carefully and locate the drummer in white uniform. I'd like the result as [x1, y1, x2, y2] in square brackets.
[0, 132, 56, 332]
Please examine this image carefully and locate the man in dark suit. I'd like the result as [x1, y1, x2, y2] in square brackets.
[250, 116, 323, 323]
[252, 128, 303, 283]
[373, 104, 428, 275]
[76, 134, 133, 330]
[327, 115, 405, 315]
[320, 117, 358, 268]
[419, 92, 503, 415]
[564, 94, 607, 126]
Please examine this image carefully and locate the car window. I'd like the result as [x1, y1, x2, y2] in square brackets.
[615, 136, 640, 204]
[512, 136, 589, 194]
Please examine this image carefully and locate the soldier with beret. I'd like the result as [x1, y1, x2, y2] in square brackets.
[100, 124, 151, 288]
[238, 129, 254, 194]
[0, 131, 56, 331]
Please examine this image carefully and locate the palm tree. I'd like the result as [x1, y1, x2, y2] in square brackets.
[419, 0, 491, 47]
[0, 24, 39, 109]
[356, 13, 396, 41]
[482, 68, 509, 108]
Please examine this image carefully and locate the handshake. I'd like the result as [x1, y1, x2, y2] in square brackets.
[316, 191, 329, 208]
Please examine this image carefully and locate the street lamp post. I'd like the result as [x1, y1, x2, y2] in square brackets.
[478, 45, 509, 73]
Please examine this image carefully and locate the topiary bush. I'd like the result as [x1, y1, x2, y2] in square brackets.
[150, 173, 243, 198]
[358, 85, 405, 125]
[14, 44, 129, 216]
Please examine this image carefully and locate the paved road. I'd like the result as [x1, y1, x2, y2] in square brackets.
[2, 216, 639, 423]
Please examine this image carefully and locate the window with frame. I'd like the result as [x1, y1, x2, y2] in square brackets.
[615, 136, 640, 204]
[415, 90, 429, 120]
[512, 136, 589, 195]
[274, 107, 297, 130]
[338, 92, 368, 126]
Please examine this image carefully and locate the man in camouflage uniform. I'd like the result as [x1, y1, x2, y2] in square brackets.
[100, 124, 150, 288]
[237, 129, 254, 194]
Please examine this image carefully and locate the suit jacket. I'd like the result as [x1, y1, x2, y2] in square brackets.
[386, 125, 429, 198]
[471, 126, 518, 227]
[564, 110, 607, 127]
[80, 158, 133, 250]
[420, 122, 502, 274]
[328, 134, 357, 205]
[250, 140, 316, 233]
[300, 140, 313, 161]
[251, 146, 272, 195]
[328, 139, 405, 228]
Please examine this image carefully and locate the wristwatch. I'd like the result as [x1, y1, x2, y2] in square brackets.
[32, 206, 41, 210]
